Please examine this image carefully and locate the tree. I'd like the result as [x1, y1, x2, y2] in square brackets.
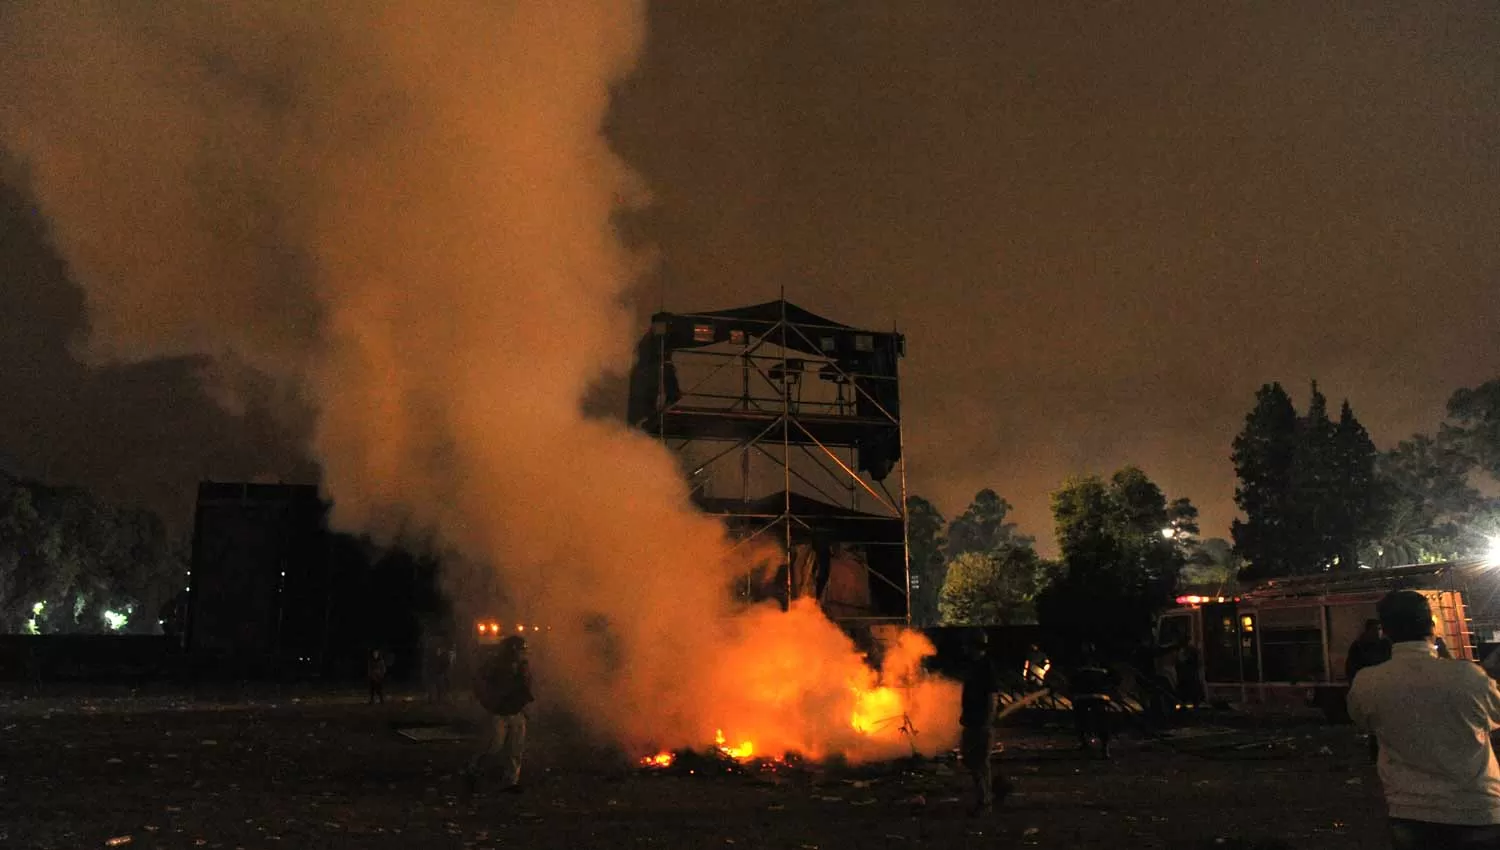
[1446, 380, 1500, 479]
[1332, 400, 1384, 566]
[937, 488, 1041, 626]
[1233, 382, 1385, 578]
[1363, 433, 1489, 566]
[938, 548, 1045, 626]
[0, 475, 43, 633]
[905, 495, 947, 626]
[944, 489, 1033, 560]
[1232, 383, 1301, 579]
[1292, 383, 1338, 566]
[1037, 467, 1185, 652]
[1165, 497, 1201, 541]
[1180, 537, 1242, 593]
[0, 471, 182, 634]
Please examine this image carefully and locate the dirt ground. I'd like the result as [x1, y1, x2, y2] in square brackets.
[0, 686, 1389, 850]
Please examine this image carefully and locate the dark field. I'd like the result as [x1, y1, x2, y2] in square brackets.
[0, 688, 1387, 849]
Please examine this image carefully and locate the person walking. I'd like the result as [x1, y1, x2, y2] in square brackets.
[1175, 643, 1206, 710]
[428, 640, 453, 703]
[959, 630, 1008, 815]
[1152, 641, 1182, 720]
[1348, 590, 1500, 849]
[1071, 646, 1118, 759]
[464, 635, 534, 795]
[367, 649, 388, 705]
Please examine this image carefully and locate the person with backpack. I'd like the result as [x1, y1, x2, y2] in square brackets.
[464, 635, 534, 794]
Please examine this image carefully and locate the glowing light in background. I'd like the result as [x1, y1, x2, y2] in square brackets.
[24, 600, 45, 635]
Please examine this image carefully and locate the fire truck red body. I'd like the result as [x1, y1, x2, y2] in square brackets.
[1162, 563, 1475, 718]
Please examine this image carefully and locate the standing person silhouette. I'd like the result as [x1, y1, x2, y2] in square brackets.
[1349, 591, 1500, 849]
[464, 635, 534, 795]
[959, 630, 1009, 815]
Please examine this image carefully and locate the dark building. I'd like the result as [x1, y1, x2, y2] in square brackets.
[187, 481, 442, 678]
[187, 482, 328, 661]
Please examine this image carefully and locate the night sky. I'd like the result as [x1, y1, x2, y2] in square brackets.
[2, 2, 1498, 547]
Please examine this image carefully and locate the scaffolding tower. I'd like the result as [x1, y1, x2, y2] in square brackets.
[628, 299, 910, 626]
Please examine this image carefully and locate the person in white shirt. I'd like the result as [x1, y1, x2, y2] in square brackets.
[1348, 590, 1500, 849]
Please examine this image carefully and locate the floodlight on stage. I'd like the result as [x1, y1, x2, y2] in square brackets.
[693, 323, 714, 342]
[730, 329, 747, 345]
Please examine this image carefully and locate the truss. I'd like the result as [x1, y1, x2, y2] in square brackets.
[629, 299, 910, 625]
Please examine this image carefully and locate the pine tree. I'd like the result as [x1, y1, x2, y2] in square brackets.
[1232, 383, 1300, 579]
[1233, 382, 1389, 577]
[1330, 399, 1383, 568]
[1294, 382, 1338, 569]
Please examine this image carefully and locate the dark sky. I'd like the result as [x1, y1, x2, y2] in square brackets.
[3, 2, 1499, 546]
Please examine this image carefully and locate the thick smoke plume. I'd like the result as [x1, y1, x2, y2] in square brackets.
[0, 2, 957, 758]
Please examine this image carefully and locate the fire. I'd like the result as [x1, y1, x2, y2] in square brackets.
[632, 604, 960, 767]
[850, 685, 905, 736]
[715, 728, 755, 760]
[640, 752, 675, 768]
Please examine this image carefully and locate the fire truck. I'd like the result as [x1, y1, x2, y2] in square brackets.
[1160, 562, 1478, 718]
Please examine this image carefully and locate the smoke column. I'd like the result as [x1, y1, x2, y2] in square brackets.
[0, 2, 957, 757]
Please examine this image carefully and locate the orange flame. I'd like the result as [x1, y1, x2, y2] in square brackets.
[639, 752, 675, 768]
[849, 684, 905, 736]
[715, 728, 755, 761]
[630, 605, 960, 766]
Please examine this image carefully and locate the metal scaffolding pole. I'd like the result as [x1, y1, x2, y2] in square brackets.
[632, 297, 909, 626]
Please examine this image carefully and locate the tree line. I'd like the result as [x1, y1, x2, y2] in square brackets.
[913, 377, 1500, 648]
[0, 470, 184, 634]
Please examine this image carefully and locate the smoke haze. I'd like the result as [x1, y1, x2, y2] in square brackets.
[0, 2, 955, 756]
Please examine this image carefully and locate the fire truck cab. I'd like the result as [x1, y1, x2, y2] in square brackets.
[1163, 563, 1475, 719]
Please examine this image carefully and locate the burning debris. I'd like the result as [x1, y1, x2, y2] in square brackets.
[638, 660, 943, 776]
[638, 730, 767, 773]
[640, 728, 769, 772]
[715, 728, 756, 761]
[619, 611, 961, 769]
[637, 739, 807, 779]
[640, 752, 676, 769]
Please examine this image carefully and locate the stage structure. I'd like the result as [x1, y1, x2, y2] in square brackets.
[628, 299, 910, 625]
[187, 482, 328, 660]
